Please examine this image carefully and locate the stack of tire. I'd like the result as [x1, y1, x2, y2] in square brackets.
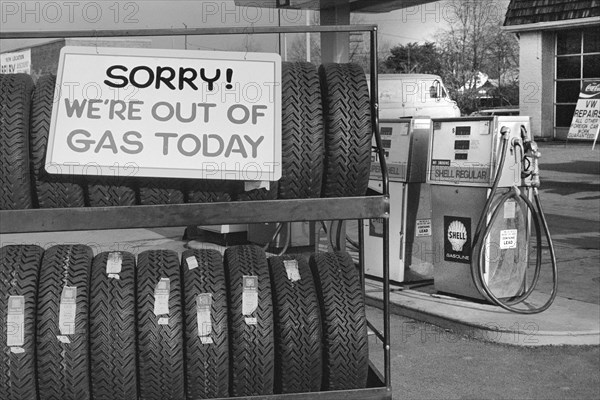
[1, 244, 369, 399]
[0, 62, 372, 209]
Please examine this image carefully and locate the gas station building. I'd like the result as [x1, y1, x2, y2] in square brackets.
[503, 0, 600, 140]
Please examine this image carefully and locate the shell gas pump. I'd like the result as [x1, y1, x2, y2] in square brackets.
[427, 117, 557, 313]
[363, 118, 434, 283]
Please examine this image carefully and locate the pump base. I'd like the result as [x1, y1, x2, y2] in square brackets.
[431, 186, 529, 301]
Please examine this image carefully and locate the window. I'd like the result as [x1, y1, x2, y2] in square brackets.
[555, 28, 600, 130]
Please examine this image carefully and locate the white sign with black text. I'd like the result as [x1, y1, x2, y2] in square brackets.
[47, 46, 282, 181]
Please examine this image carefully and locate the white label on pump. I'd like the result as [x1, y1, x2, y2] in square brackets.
[500, 229, 518, 249]
[187, 256, 199, 270]
[413, 118, 430, 130]
[283, 260, 301, 282]
[106, 252, 123, 275]
[242, 276, 258, 316]
[480, 121, 491, 135]
[504, 200, 516, 219]
[154, 278, 170, 316]
[6, 296, 25, 347]
[59, 286, 77, 335]
[197, 294, 213, 344]
[416, 219, 432, 237]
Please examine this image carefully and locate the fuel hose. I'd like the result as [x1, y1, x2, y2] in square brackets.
[470, 132, 558, 314]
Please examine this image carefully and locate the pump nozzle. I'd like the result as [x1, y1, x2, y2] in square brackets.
[512, 137, 524, 168]
[529, 142, 541, 188]
[520, 125, 531, 143]
[520, 124, 541, 187]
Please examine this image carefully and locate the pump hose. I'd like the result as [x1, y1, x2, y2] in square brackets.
[470, 137, 558, 314]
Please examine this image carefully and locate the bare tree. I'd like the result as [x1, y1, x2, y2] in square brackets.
[435, 0, 517, 112]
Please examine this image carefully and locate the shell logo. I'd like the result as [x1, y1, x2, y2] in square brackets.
[447, 220, 468, 251]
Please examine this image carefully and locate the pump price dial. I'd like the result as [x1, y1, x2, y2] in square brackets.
[454, 126, 471, 136]
[454, 140, 471, 150]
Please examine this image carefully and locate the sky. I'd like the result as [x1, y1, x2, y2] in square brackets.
[0, 1, 508, 55]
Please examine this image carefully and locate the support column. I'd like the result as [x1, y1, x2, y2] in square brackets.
[320, 0, 350, 63]
[518, 31, 555, 139]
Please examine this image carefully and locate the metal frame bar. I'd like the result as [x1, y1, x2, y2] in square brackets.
[0, 24, 378, 39]
[0, 197, 388, 234]
[369, 26, 391, 391]
[0, 23, 392, 399]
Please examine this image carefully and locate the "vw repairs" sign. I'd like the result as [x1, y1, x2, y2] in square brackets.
[47, 46, 282, 181]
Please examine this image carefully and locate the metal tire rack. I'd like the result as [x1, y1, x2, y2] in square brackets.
[0, 24, 392, 400]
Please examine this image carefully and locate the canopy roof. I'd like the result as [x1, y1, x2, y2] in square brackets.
[504, 0, 600, 26]
[234, 0, 438, 13]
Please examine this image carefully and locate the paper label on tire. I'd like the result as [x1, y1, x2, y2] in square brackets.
[154, 278, 170, 316]
[500, 229, 518, 249]
[57, 335, 71, 344]
[10, 347, 25, 354]
[106, 252, 123, 275]
[197, 293, 213, 344]
[242, 276, 258, 316]
[187, 256, 199, 270]
[59, 286, 77, 335]
[7, 296, 25, 347]
[283, 260, 301, 282]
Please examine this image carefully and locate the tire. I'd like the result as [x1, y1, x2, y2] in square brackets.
[136, 250, 185, 400]
[309, 252, 368, 391]
[87, 178, 137, 207]
[279, 62, 324, 199]
[29, 75, 86, 209]
[0, 74, 34, 209]
[186, 180, 232, 203]
[36, 244, 93, 400]
[224, 245, 274, 396]
[319, 63, 372, 198]
[235, 181, 279, 201]
[89, 251, 137, 400]
[268, 255, 322, 394]
[0, 245, 44, 400]
[139, 179, 184, 205]
[181, 249, 229, 399]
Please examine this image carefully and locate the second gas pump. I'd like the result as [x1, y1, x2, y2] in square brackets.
[363, 117, 435, 283]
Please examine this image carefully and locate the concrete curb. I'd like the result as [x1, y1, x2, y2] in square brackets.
[365, 281, 600, 347]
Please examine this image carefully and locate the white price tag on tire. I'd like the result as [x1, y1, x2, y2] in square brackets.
[106, 252, 123, 275]
[59, 286, 77, 335]
[197, 294, 213, 344]
[154, 278, 170, 316]
[283, 260, 301, 282]
[187, 256, 199, 270]
[242, 276, 258, 316]
[6, 296, 25, 347]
